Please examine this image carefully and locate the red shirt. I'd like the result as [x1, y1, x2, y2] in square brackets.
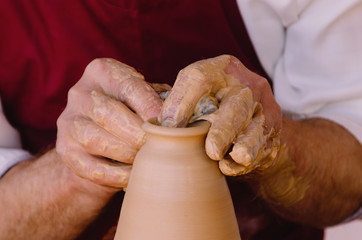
[0, 0, 323, 239]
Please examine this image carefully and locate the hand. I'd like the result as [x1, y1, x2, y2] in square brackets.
[56, 58, 163, 190]
[159, 55, 282, 176]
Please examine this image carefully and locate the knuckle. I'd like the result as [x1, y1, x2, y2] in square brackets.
[84, 58, 108, 74]
[119, 167, 131, 187]
[253, 77, 270, 91]
[62, 150, 87, 175]
[56, 117, 73, 145]
[229, 55, 241, 65]
[56, 114, 66, 129]
[67, 86, 83, 102]
[73, 118, 93, 148]
[55, 140, 65, 157]
[55, 141, 72, 166]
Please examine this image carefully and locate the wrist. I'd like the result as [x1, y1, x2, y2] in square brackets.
[257, 145, 310, 207]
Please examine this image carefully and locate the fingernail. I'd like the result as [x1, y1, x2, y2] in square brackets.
[161, 118, 176, 127]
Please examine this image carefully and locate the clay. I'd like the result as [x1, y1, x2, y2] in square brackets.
[149, 83, 172, 96]
[114, 119, 241, 240]
[189, 94, 219, 123]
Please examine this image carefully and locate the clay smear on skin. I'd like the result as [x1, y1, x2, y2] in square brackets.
[73, 116, 136, 162]
[160, 55, 233, 127]
[161, 55, 276, 174]
[108, 59, 162, 121]
[259, 145, 310, 207]
[91, 90, 145, 149]
[161, 55, 308, 206]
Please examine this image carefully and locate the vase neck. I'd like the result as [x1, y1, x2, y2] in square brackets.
[141, 119, 211, 152]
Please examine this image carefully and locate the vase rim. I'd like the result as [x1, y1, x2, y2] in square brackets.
[143, 118, 211, 137]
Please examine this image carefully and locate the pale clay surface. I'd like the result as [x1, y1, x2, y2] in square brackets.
[115, 121, 241, 240]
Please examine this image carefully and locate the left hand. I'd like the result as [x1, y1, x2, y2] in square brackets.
[56, 58, 164, 191]
[159, 55, 282, 176]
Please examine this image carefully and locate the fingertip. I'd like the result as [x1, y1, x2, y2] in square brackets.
[160, 116, 189, 128]
[143, 102, 162, 121]
[205, 137, 224, 161]
[132, 84, 163, 121]
[229, 145, 253, 167]
[70, 151, 132, 189]
[219, 159, 246, 176]
[160, 118, 177, 127]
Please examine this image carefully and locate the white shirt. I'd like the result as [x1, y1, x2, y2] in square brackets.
[237, 0, 362, 144]
[236, 0, 362, 232]
[0, 97, 31, 177]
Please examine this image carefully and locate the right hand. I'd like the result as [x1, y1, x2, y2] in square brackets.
[56, 58, 163, 191]
[159, 55, 281, 176]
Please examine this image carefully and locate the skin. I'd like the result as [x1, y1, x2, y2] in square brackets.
[0, 58, 163, 239]
[269, 117, 362, 226]
[160, 55, 362, 227]
[0, 55, 360, 239]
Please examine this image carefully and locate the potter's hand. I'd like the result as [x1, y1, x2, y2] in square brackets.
[56, 58, 163, 189]
[159, 55, 282, 176]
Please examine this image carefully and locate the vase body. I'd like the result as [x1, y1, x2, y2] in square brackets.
[114, 120, 241, 240]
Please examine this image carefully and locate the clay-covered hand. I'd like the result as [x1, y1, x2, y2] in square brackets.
[56, 58, 163, 189]
[159, 55, 282, 176]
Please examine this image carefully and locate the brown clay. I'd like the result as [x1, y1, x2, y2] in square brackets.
[114, 119, 241, 240]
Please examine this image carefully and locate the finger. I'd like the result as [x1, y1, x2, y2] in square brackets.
[62, 144, 131, 189]
[82, 58, 163, 121]
[56, 124, 131, 189]
[66, 88, 146, 149]
[160, 55, 234, 127]
[229, 105, 266, 169]
[200, 86, 256, 160]
[219, 158, 247, 176]
[150, 83, 172, 101]
[73, 116, 137, 164]
[89, 90, 145, 149]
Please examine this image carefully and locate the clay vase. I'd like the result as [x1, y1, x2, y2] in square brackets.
[114, 119, 241, 240]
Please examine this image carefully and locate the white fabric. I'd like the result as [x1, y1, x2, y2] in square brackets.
[343, 207, 362, 222]
[0, 148, 32, 177]
[237, 0, 362, 228]
[0, 98, 22, 148]
[237, 0, 362, 144]
[325, 220, 362, 240]
[0, 97, 31, 178]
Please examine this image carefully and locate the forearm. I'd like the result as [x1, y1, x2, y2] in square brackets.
[257, 117, 362, 227]
[0, 149, 117, 240]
